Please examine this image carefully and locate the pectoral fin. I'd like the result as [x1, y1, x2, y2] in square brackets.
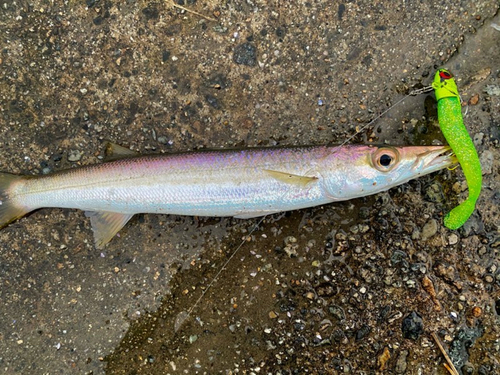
[104, 142, 140, 161]
[85, 211, 134, 248]
[264, 169, 318, 186]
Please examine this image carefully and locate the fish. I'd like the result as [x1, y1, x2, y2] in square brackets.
[0, 143, 455, 248]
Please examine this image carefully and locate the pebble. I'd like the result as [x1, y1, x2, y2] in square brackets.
[484, 84, 500, 96]
[157, 136, 169, 144]
[284, 236, 299, 257]
[468, 94, 479, 105]
[68, 150, 82, 162]
[473, 132, 484, 146]
[448, 233, 459, 245]
[401, 311, 424, 340]
[268, 311, 278, 319]
[205, 94, 219, 108]
[425, 182, 444, 203]
[355, 324, 371, 341]
[233, 43, 257, 66]
[421, 219, 437, 241]
[395, 350, 408, 374]
[479, 150, 493, 175]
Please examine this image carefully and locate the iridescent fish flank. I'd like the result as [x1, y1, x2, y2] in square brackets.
[0, 144, 455, 248]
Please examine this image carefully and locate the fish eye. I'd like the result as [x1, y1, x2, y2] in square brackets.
[372, 147, 400, 172]
[379, 154, 393, 166]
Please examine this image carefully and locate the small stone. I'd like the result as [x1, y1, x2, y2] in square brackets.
[359, 224, 370, 233]
[468, 94, 479, 105]
[395, 350, 408, 374]
[473, 132, 484, 146]
[479, 150, 493, 175]
[484, 84, 500, 96]
[212, 25, 228, 33]
[157, 136, 168, 144]
[355, 324, 371, 341]
[378, 347, 391, 371]
[401, 311, 424, 340]
[205, 94, 219, 109]
[425, 182, 445, 203]
[68, 150, 82, 162]
[162, 50, 170, 62]
[471, 306, 482, 317]
[268, 311, 278, 319]
[233, 42, 257, 66]
[448, 233, 459, 245]
[421, 219, 437, 241]
[284, 246, 298, 258]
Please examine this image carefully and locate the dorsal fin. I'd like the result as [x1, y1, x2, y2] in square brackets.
[104, 142, 140, 161]
[264, 169, 318, 186]
[85, 211, 134, 248]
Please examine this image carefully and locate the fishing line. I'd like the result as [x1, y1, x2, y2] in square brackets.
[175, 215, 267, 331]
[335, 86, 433, 149]
[175, 84, 433, 331]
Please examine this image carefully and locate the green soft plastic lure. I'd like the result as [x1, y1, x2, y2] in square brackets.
[432, 68, 482, 230]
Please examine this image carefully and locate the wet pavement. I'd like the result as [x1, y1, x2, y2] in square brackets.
[0, 1, 499, 374]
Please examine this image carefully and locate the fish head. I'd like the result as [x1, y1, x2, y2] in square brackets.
[321, 145, 456, 200]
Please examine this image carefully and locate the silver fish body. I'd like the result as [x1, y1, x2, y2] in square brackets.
[0, 144, 454, 247]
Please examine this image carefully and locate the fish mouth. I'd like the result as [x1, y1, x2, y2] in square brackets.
[417, 146, 457, 173]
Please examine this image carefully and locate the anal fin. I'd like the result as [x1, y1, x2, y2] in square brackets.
[104, 142, 140, 161]
[85, 211, 134, 248]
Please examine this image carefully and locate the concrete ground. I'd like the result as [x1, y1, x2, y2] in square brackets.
[0, 1, 499, 374]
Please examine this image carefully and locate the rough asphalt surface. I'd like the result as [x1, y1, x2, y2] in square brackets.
[1, 1, 499, 374]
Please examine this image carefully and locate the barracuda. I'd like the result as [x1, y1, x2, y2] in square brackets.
[0, 143, 454, 248]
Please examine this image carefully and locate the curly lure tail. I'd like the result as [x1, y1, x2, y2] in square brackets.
[432, 69, 482, 230]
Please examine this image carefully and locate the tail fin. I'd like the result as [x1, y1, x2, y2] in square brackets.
[0, 172, 31, 228]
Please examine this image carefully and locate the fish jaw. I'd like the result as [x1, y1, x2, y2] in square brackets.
[320, 145, 456, 201]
